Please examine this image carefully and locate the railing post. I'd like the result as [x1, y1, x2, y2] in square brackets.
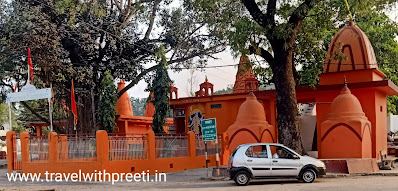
[6, 131, 15, 173]
[187, 131, 196, 157]
[49, 132, 58, 164]
[221, 132, 230, 165]
[96, 130, 109, 164]
[20, 131, 29, 166]
[146, 130, 155, 160]
[59, 135, 68, 161]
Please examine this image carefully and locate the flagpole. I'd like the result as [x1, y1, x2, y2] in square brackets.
[27, 48, 31, 84]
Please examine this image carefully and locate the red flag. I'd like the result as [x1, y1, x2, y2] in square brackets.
[27, 48, 34, 83]
[14, 84, 17, 92]
[71, 80, 78, 127]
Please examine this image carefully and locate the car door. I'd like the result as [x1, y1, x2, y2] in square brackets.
[269, 145, 302, 177]
[243, 145, 271, 177]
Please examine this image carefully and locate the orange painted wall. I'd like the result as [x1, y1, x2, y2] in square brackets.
[183, 98, 276, 135]
[8, 130, 223, 178]
[319, 70, 384, 85]
[316, 88, 387, 159]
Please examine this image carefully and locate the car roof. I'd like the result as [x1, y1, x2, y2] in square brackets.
[239, 143, 284, 147]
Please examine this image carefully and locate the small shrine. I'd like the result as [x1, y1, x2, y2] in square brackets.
[320, 85, 372, 158]
[226, 92, 276, 151]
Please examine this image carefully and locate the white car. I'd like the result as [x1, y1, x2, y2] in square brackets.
[228, 143, 326, 186]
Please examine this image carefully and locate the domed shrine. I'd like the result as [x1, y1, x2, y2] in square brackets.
[320, 85, 372, 158]
[170, 21, 398, 169]
[315, 21, 397, 160]
[226, 92, 276, 151]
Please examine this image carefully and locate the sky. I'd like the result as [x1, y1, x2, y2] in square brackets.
[126, 7, 398, 99]
[127, 50, 239, 98]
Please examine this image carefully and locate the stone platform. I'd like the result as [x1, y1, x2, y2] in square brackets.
[321, 158, 379, 174]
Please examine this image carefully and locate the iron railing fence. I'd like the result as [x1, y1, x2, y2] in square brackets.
[155, 134, 188, 158]
[108, 134, 147, 161]
[58, 134, 96, 161]
[28, 136, 49, 162]
[195, 134, 223, 156]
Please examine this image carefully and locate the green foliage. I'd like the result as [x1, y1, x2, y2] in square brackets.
[192, 0, 398, 114]
[0, 103, 19, 129]
[131, 97, 147, 116]
[0, 103, 8, 125]
[98, 70, 117, 133]
[151, 47, 172, 133]
[214, 84, 233, 95]
[1, 0, 226, 132]
[12, 125, 26, 134]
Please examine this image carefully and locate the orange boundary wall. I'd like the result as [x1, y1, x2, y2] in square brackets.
[7, 130, 229, 178]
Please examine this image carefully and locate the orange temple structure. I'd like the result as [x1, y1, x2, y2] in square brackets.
[170, 21, 398, 172]
[7, 21, 398, 176]
[114, 80, 173, 134]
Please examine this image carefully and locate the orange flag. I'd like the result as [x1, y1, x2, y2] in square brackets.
[71, 80, 78, 128]
[27, 48, 34, 83]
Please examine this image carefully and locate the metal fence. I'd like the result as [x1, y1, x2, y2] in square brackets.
[109, 134, 147, 161]
[155, 134, 188, 158]
[29, 136, 49, 162]
[195, 134, 222, 156]
[58, 134, 97, 161]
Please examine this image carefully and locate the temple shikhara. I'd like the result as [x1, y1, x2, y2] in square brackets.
[7, 21, 398, 176]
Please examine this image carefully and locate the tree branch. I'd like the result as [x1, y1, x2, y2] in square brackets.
[241, 0, 276, 29]
[249, 44, 274, 66]
[144, 0, 162, 40]
[117, 64, 161, 98]
[287, 0, 318, 45]
[168, 43, 226, 64]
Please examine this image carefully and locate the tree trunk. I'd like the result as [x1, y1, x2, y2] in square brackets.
[272, 49, 305, 154]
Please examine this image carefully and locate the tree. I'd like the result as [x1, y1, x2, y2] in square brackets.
[214, 84, 233, 95]
[191, 0, 398, 153]
[0, 0, 226, 132]
[98, 70, 117, 133]
[131, 98, 147, 116]
[151, 47, 172, 133]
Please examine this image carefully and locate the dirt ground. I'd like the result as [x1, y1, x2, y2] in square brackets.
[1, 168, 397, 191]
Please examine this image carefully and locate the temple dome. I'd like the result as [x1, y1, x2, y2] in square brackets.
[236, 92, 267, 123]
[328, 85, 366, 120]
[323, 22, 377, 73]
[115, 80, 134, 116]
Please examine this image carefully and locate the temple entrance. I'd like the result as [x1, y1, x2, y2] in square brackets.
[298, 102, 318, 157]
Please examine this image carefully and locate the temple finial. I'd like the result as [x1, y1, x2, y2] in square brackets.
[344, 75, 347, 86]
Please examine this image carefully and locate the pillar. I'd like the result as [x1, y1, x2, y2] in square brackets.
[48, 132, 58, 164]
[20, 132, 29, 169]
[96, 130, 109, 164]
[6, 131, 15, 173]
[221, 132, 230, 165]
[59, 135, 68, 161]
[146, 130, 156, 160]
[187, 131, 196, 157]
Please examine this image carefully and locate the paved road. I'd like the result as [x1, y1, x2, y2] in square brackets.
[0, 168, 397, 191]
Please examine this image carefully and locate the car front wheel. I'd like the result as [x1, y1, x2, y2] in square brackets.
[234, 171, 250, 186]
[301, 169, 316, 183]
